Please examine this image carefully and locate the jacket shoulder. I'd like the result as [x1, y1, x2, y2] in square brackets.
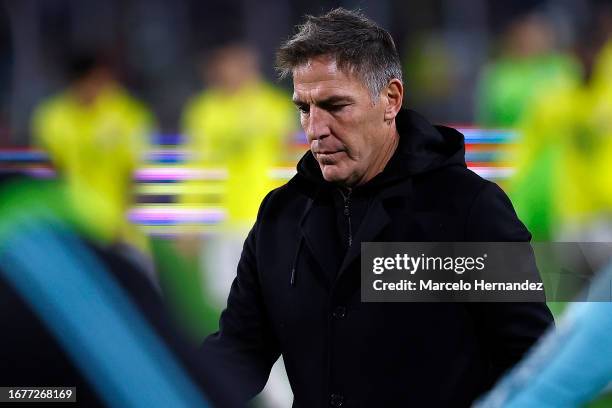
[424, 165, 530, 240]
[255, 180, 309, 224]
[430, 165, 491, 192]
[413, 165, 493, 209]
[413, 165, 529, 238]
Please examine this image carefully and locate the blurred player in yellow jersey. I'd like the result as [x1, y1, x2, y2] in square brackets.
[31, 54, 154, 256]
[510, 38, 612, 241]
[181, 44, 296, 226]
[180, 43, 296, 293]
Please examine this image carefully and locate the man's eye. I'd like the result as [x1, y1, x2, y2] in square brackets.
[297, 105, 310, 114]
[324, 104, 350, 113]
[328, 104, 346, 112]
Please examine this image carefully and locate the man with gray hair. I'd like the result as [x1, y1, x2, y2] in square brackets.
[201, 8, 553, 407]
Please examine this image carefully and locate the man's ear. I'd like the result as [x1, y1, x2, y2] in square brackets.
[383, 79, 403, 121]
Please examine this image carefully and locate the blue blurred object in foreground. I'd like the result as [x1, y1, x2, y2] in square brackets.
[0, 219, 210, 408]
[474, 263, 612, 408]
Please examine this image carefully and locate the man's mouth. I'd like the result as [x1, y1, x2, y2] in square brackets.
[315, 151, 344, 164]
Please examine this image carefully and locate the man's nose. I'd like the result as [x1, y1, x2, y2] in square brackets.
[306, 106, 330, 141]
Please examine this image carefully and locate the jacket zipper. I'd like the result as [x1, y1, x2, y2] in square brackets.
[342, 189, 352, 248]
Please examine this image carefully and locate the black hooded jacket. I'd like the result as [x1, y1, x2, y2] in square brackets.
[201, 109, 554, 407]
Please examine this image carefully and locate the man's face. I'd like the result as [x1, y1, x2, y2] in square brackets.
[293, 56, 389, 186]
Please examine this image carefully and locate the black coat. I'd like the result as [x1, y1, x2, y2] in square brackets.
[201, 110, 554, 407]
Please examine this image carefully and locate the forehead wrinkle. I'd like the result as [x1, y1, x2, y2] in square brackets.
[293, 84, 351, 104]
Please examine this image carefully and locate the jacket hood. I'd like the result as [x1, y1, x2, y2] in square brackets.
[293, 109, 466, 193]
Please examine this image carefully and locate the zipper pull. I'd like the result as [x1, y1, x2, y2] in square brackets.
[343, 190, 351, 215]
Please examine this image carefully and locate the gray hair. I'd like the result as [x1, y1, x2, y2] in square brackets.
[276, 8, 403, 100]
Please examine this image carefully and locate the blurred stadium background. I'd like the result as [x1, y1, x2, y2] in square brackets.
[0, 0, 611, 406]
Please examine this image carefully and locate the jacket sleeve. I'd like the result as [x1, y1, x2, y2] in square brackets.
[199, 193, 281, 403]
[465, 182, 555, 386]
